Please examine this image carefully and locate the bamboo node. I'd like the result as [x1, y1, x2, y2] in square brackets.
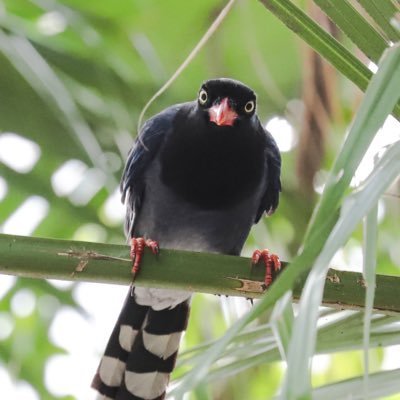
[227, 277, 265, 293]
[326, 273, 341, 284]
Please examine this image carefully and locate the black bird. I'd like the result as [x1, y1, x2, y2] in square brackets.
[92, 78, 281, 400]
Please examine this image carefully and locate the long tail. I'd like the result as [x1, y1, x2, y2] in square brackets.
[92, 290, 190, 400]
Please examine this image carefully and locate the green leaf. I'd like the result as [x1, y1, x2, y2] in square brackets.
[311, 368, 400, 400]
[258, 0, 400, 119]
[174, 310, 400, 387]
[281, 44, 400, 400]
[270, 291, 293, 360]
[357, 0, 400, 42]
[0, 31, 115, 187]
[315, 0, 388, 62]
[258, 0, 371, 95]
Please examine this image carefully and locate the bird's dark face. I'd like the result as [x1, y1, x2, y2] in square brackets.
[197, 78, 257, 127]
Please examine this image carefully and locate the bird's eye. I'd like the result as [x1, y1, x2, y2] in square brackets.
[198, 89, 208, 105]
[244, 100, 255, 113]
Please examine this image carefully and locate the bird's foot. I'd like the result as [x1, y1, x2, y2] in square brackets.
[251, 249, 281, 290]
[130, 237, 159, 281]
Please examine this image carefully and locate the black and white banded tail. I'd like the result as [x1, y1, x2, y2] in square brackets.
[92, 290, 190, 400]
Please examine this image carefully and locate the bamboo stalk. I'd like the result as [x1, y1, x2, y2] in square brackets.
[1, 233, 399, 314]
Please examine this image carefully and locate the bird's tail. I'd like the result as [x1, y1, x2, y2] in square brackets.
[92, 290, 190, 400]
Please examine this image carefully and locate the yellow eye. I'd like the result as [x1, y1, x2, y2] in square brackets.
[244, 100, 255, 113]
[198, 89, 208, 105]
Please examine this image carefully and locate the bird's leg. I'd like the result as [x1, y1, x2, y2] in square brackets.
[251, 249, 281, 289]
[130, 237, 159, 281]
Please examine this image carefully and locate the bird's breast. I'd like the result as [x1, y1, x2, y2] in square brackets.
[159, 126, 266, 210]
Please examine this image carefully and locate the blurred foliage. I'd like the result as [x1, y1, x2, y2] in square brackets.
[0, 0, 399, 399]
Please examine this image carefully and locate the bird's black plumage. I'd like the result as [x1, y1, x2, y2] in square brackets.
[93, 78, 281, 400]
[160, 103, 267, 209]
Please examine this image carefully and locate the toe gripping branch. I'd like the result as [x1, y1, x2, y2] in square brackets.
[252, 249, 281, 289]
[130, 237, 159, 281]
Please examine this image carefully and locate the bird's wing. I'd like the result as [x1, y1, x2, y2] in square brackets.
[120, 106, 178, 236]
[255, 129, 282, 223]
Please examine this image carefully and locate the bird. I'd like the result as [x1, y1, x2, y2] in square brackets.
[92, 78, 282, 400]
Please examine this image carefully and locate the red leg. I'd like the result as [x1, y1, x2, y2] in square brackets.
[251, 249, 281, 289]
[130, 237, 159, 281]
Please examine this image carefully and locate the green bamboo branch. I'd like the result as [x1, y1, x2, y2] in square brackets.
[1, 233, 400, 315]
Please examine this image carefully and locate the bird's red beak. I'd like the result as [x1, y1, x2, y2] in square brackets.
[208, 98, 237, 127]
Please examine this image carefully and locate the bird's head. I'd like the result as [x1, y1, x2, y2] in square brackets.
[197, 78, 257, 127]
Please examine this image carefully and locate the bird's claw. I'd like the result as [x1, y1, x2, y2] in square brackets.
[130, 237, 159, 281]
[251, 249, 281, 289]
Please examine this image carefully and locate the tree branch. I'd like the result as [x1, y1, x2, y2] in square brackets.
[1, 233, 399, 315]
